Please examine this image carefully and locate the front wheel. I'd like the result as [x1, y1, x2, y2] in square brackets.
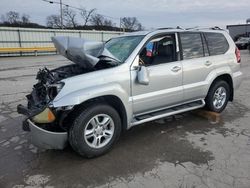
[205, 80, 230, 113]
[69, 104, 122, 158]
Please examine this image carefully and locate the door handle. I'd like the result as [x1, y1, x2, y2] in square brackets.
[204, 61, 212, 66]
[171, 66, 181, 72]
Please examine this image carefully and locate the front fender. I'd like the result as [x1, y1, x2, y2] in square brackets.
[53, 83, 129, 108]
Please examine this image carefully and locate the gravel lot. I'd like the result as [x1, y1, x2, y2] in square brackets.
[0, 51, 250, 188]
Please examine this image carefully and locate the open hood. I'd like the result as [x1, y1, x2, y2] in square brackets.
[52, 36, 119, 69]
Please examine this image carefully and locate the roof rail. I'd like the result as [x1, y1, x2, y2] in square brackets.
[156, 26, 224, 31]
[156, 27, 174, 30]
[186, 26, 224, 31]
[156, 26, 184, 30]
[185, 26, 199, 30]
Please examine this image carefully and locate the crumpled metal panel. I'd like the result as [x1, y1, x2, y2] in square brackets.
[52, 36, 104, 68]
[52, 36, 118, 68]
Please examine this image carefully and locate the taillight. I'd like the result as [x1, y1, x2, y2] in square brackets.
[235, 47, 241, 63]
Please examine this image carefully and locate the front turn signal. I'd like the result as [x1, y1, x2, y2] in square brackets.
[32, 108, 56, 123]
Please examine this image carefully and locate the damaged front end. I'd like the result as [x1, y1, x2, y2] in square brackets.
[17, 36, 121, 150]
[17, 67, 73, 149]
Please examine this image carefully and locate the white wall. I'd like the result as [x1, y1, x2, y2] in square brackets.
[0, 27, 123, 56]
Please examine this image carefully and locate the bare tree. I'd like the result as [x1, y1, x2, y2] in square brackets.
[21, 14, 30, 24]
[6, 11, 20, 24]
[121, 17, 142, 31]
[80, 8, 96, 26]
[46, 14, 61, 28]
[90, 14, 115, 27]
[63, 7, 77, 28]
[103, 19, 115, 27]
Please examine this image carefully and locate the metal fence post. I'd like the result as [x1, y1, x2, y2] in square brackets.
[17, 29, 22, 56]
[101, 32, 104, 42]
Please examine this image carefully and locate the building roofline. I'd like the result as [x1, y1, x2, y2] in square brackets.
[227, 24, 250, 28]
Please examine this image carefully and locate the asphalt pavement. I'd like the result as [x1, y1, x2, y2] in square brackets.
[0, 51, 250, 188]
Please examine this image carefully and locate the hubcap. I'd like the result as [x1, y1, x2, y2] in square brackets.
[84, 114, 114, 149]
[213, 87, 227, 109]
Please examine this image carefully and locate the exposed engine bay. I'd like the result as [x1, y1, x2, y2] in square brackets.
[27, 62, 114, 110]
[26, 36, 120, 110]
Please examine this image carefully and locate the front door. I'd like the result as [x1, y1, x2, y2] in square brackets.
[131, 33, 183, 115]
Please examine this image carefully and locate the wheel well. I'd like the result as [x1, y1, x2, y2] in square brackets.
[210, 74, 234, 101]
[62, 95, 128, 131]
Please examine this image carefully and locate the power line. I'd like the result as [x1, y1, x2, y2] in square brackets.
[42, 0, 123, 30]
[42, 0, 121, 20]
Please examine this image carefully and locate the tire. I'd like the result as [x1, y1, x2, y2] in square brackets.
[205, 80, 230, 113]
[69, 104, 121, 158]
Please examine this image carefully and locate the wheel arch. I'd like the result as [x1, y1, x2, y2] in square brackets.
[208, 74, 234, 101]
[63, 95, 128, 131]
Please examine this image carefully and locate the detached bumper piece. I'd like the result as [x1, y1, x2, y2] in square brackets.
[27, 119, 68, 150]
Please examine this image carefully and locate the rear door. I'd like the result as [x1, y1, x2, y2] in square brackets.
[180, 32, 215, 101]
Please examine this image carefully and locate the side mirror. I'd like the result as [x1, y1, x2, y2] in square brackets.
[137, 65, 150, 85]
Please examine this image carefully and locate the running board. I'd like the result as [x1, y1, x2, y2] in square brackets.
[131, 100, 205, 126]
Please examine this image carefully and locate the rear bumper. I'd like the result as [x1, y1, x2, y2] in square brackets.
[25, 119, 68, 150]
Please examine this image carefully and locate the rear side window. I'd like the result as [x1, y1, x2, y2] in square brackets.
[204, 33, 229, 55]
[180, 33, 204, 60]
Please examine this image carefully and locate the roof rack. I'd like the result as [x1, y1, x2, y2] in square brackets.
[156, 26, 224, 31]
[186, 26, 224, 31]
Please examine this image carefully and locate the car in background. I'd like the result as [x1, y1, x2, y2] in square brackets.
[235, 37, 250, 49]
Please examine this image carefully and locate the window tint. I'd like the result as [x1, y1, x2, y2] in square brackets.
[139, 34, 177, 66]
[180, 33, 204, 60]
[204, 33, 229, 55]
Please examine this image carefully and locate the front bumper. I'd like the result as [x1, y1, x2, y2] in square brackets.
[17, 104, 68, 150]
[26, 119, 68, 150]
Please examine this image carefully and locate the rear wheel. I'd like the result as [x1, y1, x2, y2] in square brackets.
[69, 104, 121, 158]
[205, 80, 230, 113]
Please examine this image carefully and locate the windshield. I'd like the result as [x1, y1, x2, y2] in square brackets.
[105, 35, 144, 63]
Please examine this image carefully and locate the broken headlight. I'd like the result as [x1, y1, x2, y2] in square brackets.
[48, 82, 64, 100]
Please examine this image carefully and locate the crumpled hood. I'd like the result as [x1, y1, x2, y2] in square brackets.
[52, 36, 118, 69]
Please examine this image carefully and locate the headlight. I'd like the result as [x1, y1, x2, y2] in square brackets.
[32, 108, 56, 123]
[48, 82, 64, 100]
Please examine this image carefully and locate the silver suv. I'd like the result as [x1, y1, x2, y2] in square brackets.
[17, 27, 242, 158]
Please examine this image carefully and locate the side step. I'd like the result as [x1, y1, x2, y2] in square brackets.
[131, 100, 205, 126]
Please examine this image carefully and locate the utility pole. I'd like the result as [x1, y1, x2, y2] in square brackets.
[43, 0, 64, 28]
[60, 0, 63, 28]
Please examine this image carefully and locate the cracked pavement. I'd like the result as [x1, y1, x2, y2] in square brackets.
[0, 52, 250, 188]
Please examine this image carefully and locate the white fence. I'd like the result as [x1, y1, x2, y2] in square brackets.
[0, 27, 123, 56]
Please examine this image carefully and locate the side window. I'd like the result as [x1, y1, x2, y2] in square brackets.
[180, 33, 204, 60]
[139, 34, 177, 66]
[204, 33, 229, 55]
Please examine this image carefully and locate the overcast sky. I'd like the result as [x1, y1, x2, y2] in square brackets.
[1, 0, 249, 29]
